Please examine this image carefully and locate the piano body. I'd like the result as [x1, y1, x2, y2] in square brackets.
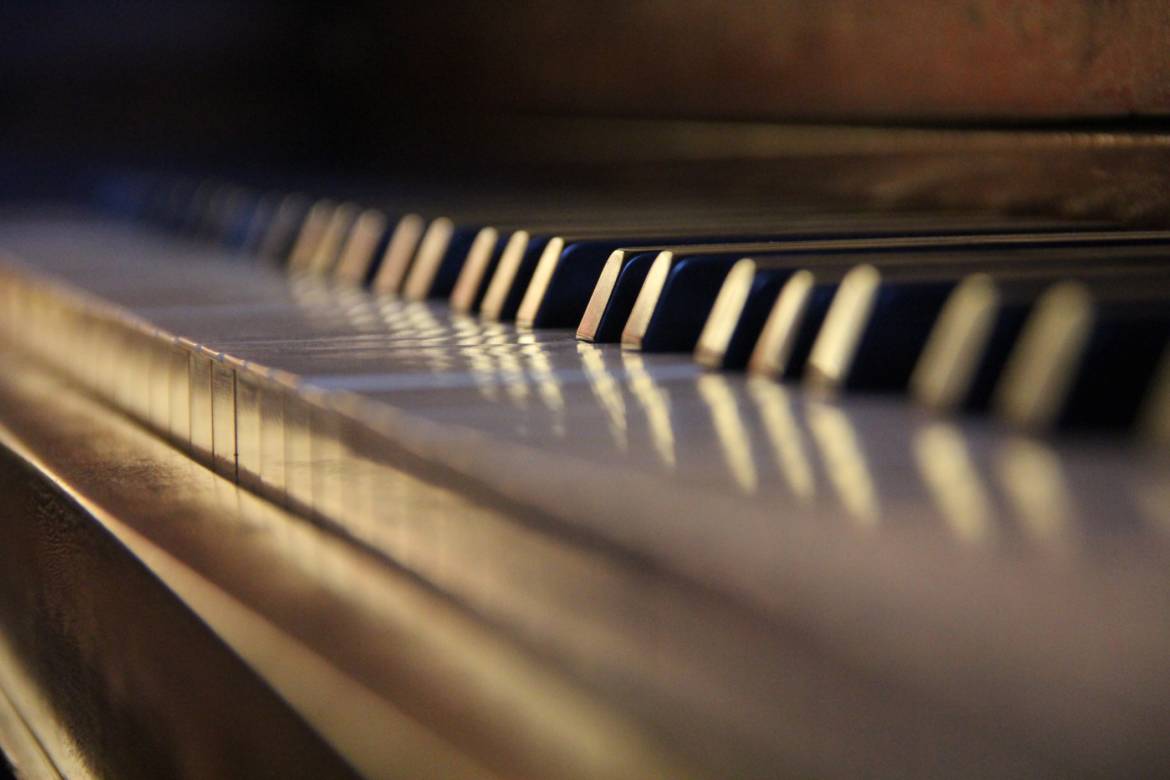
[2, 2, 1170, 777]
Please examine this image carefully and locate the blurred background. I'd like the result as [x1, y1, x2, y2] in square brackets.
[4, 1, 1169, 164]
[2, 1, 1169, 216]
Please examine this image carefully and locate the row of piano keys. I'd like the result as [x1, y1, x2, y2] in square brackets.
[97, 174, 1170, 443]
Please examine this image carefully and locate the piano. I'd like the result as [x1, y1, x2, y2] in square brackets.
[2, 3, 1170, 778]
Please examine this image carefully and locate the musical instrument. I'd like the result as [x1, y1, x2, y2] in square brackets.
[3, 4, 1170, 778]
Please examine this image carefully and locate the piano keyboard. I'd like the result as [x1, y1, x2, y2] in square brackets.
[3, 173, 1170, 566]
[86, 175, 1170, 438]
[3, 173, 1170, 776]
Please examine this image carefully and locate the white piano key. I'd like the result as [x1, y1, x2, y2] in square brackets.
[168, 337, 192, 452]
[258, 367, 291, 503]
[188, 345, 215, 466]
[283, 377, 314, 514]
[211, 354, 240, 481]
[236, 363, 264, 492]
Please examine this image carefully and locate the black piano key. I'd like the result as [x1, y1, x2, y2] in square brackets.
[1044, 299, 1170, 430]
[376, 214, 442, 295]
[585, 239, 884, 348]
[911, 274, 1035, 413]
[404, 205, 627, 304]
[523, 236, 688, 328]
[256, 193, 311, 267]
[400, 209, 1114, 319]
[369, 193, 576, 297]
[625, 254, 749, 352]
[524, 219, 1126, 332]
[803, 261, 1128, 396]
[406, 210, 657, 303]
[208, 187, 258, 250]
[914, 265, 1170, 414]
[333, 208, 392, 286]
[572, 239, 864, 343]
[285, 199, 337, 273]
[748, 268, 846, 379]
[1140, 347, 1170, 444]
[497, 232, 764, 326]
[497, 226, 759, 326]
[995, 285, 1170, 430]
[695, 260, 792, 369]
[449, 227, 508, 313]
[703, 251, 945, 371]
[577, 250, 660, 343]
[347, 205, 736, 303]
[401, 221, 483, 300]
[308, 201, 361, 275]
[357, 213, 417, 289]
[641, 230, 1170, 357]
[749, 243, 1170, 388]
[622, 232, 1156, 356]
[805, 266, 959, 392]
[481, 233, 555, 321]
[402, 216, 564, 303]
[238, 193, 277, 256]
[368, 213, 429, 295]
[807, 261, 1170, 404]
[222, 189, 264, 251]
[802, 263, 1052, 395]
[470, 225, 609, 319]
[520, 231, 812, 328]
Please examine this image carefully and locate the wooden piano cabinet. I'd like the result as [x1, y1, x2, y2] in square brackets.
[0, 442, 356, 779]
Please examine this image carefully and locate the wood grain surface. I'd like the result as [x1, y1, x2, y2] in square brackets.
[360, 0, 1170, 120]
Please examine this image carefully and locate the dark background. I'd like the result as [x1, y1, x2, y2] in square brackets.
[0, 2, 365, 174]
[5, 1, 1170, 171]
[3, 1, 1169, 220]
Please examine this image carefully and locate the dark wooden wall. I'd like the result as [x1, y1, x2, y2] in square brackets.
[2, 0, 1168, 172]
